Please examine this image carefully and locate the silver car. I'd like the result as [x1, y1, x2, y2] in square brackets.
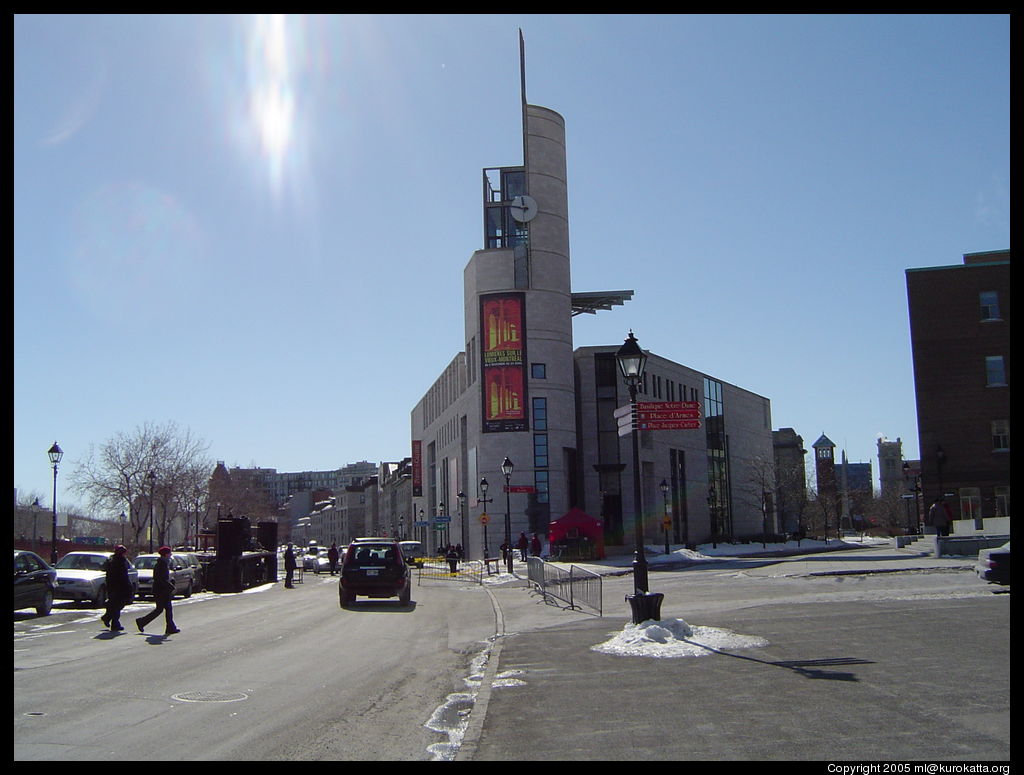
[134, 553, 196, 598]
[53, 551, 139, 607]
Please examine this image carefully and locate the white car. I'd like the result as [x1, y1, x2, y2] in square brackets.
[53, 551, 139, 607]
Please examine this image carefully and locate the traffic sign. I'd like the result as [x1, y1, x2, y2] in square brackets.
[479, 513, 490, 525]
[504, 485, 536, 493]
[433, 515, 451, 523]
[613, 404, 634, 419]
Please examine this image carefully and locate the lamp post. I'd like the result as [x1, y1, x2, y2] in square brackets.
[438, 502, 446, 551]
[479, 477, 493, 559]
[32, 498, 41, 554]
[47, 442, 63, 563]
[617, 331, 664, 624]
[148, 470, 156, 553]
[419, 508, 425, 552]
[660, 479, 670, 555]
[617, 332, 650, 593]
[119, 511, 126, 546]
[501, 457, 514, 574]
[458, 491, 467, 560]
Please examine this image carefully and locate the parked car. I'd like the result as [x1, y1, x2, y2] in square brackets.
[134, 553, 197, 598]
[173, 552, 205, 592]
[339, 539, 411, 606]
[976, 541, 1010, 586]
[302, 547, 321, 572]
[14, 550, 57, 616]
[53, 551, 139, 606]
[399, 541, 426, 568]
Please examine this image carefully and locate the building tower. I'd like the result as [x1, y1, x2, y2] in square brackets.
[877, 436, 904, 497]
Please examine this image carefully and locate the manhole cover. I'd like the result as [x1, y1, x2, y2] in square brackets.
[171, 691, 248, 703]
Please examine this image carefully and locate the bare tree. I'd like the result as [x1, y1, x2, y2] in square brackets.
[70, 421, 210, 553]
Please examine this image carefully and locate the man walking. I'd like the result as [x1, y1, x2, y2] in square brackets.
[136, 546, 179, 635]
[284, 544, 297, 588]
[101, 545, 133, 632]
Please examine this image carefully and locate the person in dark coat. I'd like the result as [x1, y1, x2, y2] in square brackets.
[101, 545, 133, 632]
[517, 532, 529, 561]
[446, 545, 460, 574]
[284, 544, 297, 588]
[530, 533, 542, 557]
[328, 542, 340, 575]
[136, 546, 179, 635]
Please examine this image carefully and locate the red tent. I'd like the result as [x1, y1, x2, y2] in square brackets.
[548, 507, 605, 560]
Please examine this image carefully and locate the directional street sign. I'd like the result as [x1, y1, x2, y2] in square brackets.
[504, 485, 536, 493]
[637, 409, 701, 420]
[637, 419, 703, 430]
[637, 401, 700, 412]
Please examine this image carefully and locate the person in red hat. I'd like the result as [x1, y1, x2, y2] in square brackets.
[101, 544, 133, 632]
[136, 546, 180, 635]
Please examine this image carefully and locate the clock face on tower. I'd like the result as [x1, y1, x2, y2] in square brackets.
[508, 194, 538, 223]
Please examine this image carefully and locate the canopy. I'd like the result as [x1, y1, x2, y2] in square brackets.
[548, 507, 605, 560]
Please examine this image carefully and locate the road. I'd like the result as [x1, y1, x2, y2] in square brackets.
[15, 550, 1010, 761]
[14, 571, 497, 760]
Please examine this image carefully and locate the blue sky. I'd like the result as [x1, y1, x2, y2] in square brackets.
[14, 14, 1010, 512]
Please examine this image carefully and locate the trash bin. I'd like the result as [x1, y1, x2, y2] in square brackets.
[626, 592, 664, 624]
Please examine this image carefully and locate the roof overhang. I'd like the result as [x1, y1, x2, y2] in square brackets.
[571, 290, 634, 317]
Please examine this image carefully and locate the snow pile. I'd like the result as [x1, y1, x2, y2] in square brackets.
[592, 618, 768, 659]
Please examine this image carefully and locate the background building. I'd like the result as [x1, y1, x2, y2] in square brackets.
[906, 250, 1011, 521]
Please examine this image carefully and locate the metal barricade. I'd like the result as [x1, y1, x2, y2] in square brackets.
[526, 557, 602, 616]
[417, 560, 484, 585]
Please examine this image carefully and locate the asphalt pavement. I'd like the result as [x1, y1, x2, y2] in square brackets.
[457, 543, 1009, 761]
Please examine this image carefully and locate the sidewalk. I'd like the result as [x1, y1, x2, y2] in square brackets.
[545, 535, 976, 579]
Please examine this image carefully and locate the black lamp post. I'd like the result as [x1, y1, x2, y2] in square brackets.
[617, 331, 664, 623]
[47, 442, 63, 563]
[32, 498, 41, 554]
[617, 332, 649, 593]
[438, 502, 446, 551]
[119, 511, 126, 546]
[660, 479, 670, 555]
[479, 477, 493, 559]
[458, 491, 467, 560]
[501, 457, 514, 574]
[148, 470, 156, 553]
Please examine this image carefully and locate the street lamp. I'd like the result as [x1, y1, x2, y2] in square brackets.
[479, 477, 493, 559]
[31, 498, 41, 554]
[438, 502, 446, 550]
[119, 511, 126, 546]
[148, 470, 156, 553]
[501, 457, 514, 574]
[47, 442, 63, 563]
[458, 491, 467, 560]
[660, 479, 670, 555]
[617, 333, 648, 581]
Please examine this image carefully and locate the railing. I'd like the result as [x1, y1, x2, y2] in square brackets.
[417, 559, 484, 585]
[526, 557, 602, 616]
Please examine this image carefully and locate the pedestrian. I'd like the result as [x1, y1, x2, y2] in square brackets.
[929, 498, 952, 537]
[500, 542, 509, 563]
[328, 542, 340, 575]
[101, 545, 133, 632]
[284, 543, 297, 588]
[517, 532, 529, 562]
[446, 545, 460, 574]
[530, 533, 542, 557]
[136, 546, 180, 635]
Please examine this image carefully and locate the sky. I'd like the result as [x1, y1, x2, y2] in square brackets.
[14, 14, 1010, 514]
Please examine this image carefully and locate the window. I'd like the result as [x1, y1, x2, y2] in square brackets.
[534, 434, 548, 468]
[532, 397, 547, 430]
[994, 487, 1010, 517]
[992, 420, 1010, 451]
[959, 488, 981, 520]
[531, 363, 546, 379]
[985, 356, 1007, 387]
[980, 291, 1001, 321]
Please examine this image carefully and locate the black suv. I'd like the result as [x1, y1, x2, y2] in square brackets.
[339, 540, 411, 606]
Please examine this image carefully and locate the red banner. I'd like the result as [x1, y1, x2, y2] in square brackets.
[481, 293, 528, 433]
